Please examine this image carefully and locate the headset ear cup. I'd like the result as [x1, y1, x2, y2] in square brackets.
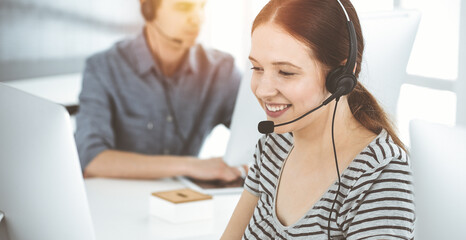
[141, 0, 155, 21]
[326, 67, 344, 94]
[337, 74, 357, 95]
[326, 67, 357, 96]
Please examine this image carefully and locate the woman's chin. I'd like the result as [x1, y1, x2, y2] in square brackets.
[272, 126, 293, 135]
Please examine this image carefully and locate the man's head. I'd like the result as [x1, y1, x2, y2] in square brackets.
[141, 0, 207, 48]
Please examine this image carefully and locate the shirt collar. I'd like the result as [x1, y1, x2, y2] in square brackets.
[128, 30, 156, 76]
[129, 29, 198, 77]
[185, 46, 199, 75]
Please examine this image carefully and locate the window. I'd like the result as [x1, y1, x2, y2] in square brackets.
[0, 0, 142, 81]
[402, 0, 460, 80]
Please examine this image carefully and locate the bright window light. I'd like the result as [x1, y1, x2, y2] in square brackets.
[403, 0, 460, 80]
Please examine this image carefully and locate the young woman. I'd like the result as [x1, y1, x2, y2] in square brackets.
[221, 0, 415, 239]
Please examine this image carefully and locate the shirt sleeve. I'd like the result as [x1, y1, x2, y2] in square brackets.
[243, 136, 265, 197]
[341, 158, 416, 240]
[75, 57, 115, 171]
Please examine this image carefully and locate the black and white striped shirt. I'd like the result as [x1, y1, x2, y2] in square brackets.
[243, 130, 415, 239]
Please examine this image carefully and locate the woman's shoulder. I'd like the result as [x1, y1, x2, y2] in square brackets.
[353, 129, 409, 173]
[341, 130, 412, 193]
[340, 132, 415, 239]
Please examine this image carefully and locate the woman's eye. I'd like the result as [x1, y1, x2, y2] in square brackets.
[251, 67, 263, 71]
[279, 70, 295, 76]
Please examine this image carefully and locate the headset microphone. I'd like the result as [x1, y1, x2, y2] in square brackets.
[257, 121, 274, 134]
[257, 86, 347, 134]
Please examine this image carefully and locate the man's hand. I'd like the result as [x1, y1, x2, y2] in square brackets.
[186, 157, 242, 182]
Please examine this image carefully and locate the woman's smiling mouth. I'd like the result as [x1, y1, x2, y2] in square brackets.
[265, 103, 291, 117]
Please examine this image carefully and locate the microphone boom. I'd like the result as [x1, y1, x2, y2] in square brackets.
[256, 87, 345, 134]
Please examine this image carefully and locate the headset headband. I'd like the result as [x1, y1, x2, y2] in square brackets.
[336, 0, 357, 75]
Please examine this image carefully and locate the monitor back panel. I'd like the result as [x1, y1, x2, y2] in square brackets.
[0, 83, 95, 240]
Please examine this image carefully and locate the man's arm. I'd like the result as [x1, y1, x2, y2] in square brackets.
[77, 53, 242, 181]
[84, 150, 241, 181]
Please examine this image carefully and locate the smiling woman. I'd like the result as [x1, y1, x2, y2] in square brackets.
[248, 24, 328, 133]
[221, 0, 415, 239]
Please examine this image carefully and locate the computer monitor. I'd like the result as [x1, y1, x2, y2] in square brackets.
[0, 83, 95, 240]
[358, 10, 421, 117]
[409, 120, 466, 240]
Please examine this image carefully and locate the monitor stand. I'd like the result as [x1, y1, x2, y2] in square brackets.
[0, 211, 10, 240]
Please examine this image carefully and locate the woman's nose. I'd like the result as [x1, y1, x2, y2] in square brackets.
[252, 75, 278, 99]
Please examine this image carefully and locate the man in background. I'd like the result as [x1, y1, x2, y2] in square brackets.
[75, 0, 242, 181]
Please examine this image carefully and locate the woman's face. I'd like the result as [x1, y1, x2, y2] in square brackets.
[249, 22, 328, 134]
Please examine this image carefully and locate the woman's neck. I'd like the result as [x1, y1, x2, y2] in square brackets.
[291, 97, 373, 165]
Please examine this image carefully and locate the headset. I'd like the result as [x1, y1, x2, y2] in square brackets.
[256, 1, 357, 239]
[326, 0, 358, 100]
[326, 2, 357, 239]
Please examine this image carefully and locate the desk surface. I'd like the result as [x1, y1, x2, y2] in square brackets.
[4, 73, 82, 106]
[85, 178, 241, 240]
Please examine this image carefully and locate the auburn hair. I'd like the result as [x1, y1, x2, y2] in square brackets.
[252, 0, 406, 152]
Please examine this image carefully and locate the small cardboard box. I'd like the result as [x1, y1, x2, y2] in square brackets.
[149, 188, 213, 223]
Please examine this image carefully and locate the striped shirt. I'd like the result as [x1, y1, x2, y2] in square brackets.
[243, 130, 415, 239]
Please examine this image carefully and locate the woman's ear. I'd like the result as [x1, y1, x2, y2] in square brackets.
[340, 59, 357, 74]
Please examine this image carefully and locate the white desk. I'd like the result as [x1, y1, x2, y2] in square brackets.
[85, 178, 241, 240]
[4, 73, 82, 106]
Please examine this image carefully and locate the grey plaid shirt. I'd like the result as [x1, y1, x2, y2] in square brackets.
[75, 32, 241, 170]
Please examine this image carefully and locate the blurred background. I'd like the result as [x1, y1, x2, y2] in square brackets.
[0, 0, 465, 156]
